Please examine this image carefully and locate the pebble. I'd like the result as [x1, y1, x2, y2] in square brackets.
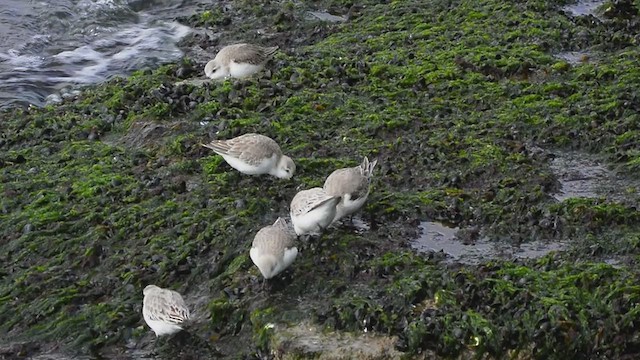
[23, 223, 35, 234]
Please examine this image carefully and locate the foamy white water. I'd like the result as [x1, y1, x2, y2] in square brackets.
[0, 0, 201, 108]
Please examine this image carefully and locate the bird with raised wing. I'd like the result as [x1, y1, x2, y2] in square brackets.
[290, 187, 340, 236]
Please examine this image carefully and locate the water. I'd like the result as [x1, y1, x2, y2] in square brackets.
[550, 151, 610, 201]
[562, 0, 606, 17]
[549, 151, 640, 206]
[411, 221, 566, 264]
[0, 0, 207, 109]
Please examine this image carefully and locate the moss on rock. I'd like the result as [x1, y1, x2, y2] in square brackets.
[1, 0, 640, 358]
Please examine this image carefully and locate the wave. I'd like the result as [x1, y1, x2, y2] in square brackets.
[0, 0, 194, 108]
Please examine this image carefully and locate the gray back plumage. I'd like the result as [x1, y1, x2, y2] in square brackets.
[324, 157, 378, 200]
[290, 187, 340, 217]
[253, 217, 296, 257]
[217, 44, 279, 65]
[201, 133, 282, 166]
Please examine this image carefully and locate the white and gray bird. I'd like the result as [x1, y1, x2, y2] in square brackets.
[201, 133, 296, 179]
[250, 217, 298, 279]
[204, 43, 279, 80]
[142, 285, 190, 337]
[290, 187, 341, 236]
[323, 157, 378, 223]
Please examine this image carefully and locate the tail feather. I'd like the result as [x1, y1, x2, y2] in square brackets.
[177, 310, 206, 329]
[361, 156, 378, 178]
[201, 141, 227, 154]
[263, 46, 279, 58]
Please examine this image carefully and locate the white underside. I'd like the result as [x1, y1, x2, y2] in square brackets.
[292, 202, 338, 235]
[221, 153, 277, 175]
[229, 61, 264, 79]
[250, 247, 298, 279]
[143, 313, 184, 337]
[333, 192, 369, 223]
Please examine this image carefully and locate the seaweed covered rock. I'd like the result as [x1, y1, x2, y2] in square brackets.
[1, 0, 640, 359]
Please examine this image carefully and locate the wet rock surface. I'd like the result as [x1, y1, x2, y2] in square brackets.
[411, 221, 566, 264]
[1, 0, 640, 359]
[270, 322, 406, 359]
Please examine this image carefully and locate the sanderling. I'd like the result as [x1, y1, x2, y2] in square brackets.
[290, 187, 340, 236]
[202, 133, 296, 179]
[142, 285, 190, 337]
[204, 43, 279, 80]
[250, 217, 298, 279]
[323, 156, 378, 223]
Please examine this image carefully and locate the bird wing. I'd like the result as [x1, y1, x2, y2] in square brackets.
[202, 133, 281, 166]
[146, 290, 190, 324]
[230, 44, 279, 65]
[253, 223, 295, 258]
[291, 189, 339, 216]
[166, 291, 190, 323]
[324, 167, 368, 200]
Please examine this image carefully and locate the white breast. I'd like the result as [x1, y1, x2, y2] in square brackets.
[229, 61, 264, 79]
[272, 247, 298, 277]
[143, 314, 184, 337]
[292, 202, 337, 235]
[221, 153, 277, 175]
[250, 247, 298, 279]
[334, 191, 369, 222]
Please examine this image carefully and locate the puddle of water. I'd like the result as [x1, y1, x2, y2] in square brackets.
[411, 222, 565, 264]
[550, 151, 640, 208]
[549, 151, 640, 206]
[562, 0, 606, 17]
[554, 51, 592, 64]
[517, 241, 566, 258]
[550, 152, 610, 201]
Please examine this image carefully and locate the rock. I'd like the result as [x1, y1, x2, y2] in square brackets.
[124, 284, 135, 293]
[306, 11, 348, 23]
[23, 223, 34, 234]
[270, 322, 407, 359]
[234, 199, 246, 209]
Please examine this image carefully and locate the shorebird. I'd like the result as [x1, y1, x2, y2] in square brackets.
[290, 187, 340, 236]
[201, 133, 296, 179]
[142, 285, 190, 337]
[250, 217, 298, 280]
[204, 43, 279, 80]
[323, 157, 378, 223]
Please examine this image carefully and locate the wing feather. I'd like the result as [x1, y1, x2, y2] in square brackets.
[227, 44, 279, 65]
[202, 133, 282, 166]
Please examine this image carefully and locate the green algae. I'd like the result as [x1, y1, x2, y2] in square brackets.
[1, 0, 640, 358]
